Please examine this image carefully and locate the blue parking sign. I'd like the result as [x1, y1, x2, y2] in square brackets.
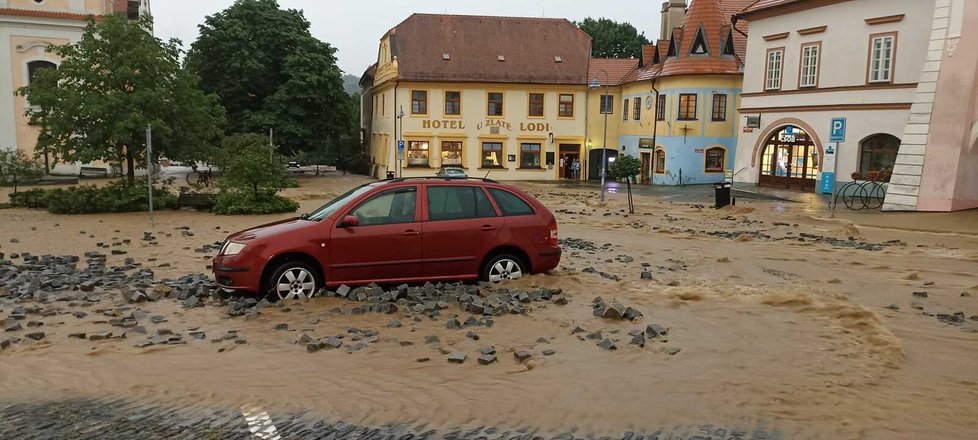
[830, 118, 846, 142]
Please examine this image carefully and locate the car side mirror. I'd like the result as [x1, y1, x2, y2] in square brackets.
[341, 215, 360, 228]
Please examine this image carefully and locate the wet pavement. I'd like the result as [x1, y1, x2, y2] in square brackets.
[0, 398, 786, 440]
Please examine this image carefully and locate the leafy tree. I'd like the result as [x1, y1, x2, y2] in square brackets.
[342, 74, 361, 95]
[0, 150, 44, 193]
[576, 18, 650, 59]
[19, 15, 226, 186]
[609, 155, 643, 213]
[219, 134, 291, 198]
[187, 0, 353, 157]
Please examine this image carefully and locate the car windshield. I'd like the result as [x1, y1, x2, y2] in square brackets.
[303, 183, 376, 221]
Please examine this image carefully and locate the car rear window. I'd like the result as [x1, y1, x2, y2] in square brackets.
[428, 186, 496, 221]
[488, 188, 535, 216]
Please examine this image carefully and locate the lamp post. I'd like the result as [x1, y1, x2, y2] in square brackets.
[397, 106, 405, 178]
[589, 70, 610, 202]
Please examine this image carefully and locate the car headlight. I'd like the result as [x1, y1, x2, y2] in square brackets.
[222, 242, 246, 256]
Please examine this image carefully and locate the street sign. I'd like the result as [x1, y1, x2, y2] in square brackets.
[820, 142, 838, 194]
[830, 118, 847, 142]
[397, 140, 405, 160]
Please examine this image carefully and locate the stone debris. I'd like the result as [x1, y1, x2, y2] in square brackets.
[477, 353, 497, 365]
[912, 291, 929, 298]
[447, 352, 466, 364]
[592, 297, 642, 321]
[597, 338, 617, 350]
[514, 351, 532, 362]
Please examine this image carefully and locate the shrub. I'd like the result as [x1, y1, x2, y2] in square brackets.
[0, 150, 44, 192]
[8, 179, 177, 214]
[213, 191, 298, 215]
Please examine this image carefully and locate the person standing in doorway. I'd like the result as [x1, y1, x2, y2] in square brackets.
[571, 158, 580, 180]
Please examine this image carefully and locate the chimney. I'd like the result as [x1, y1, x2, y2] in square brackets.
[660, 0, 687, 41]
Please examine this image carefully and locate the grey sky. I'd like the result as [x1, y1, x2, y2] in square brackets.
[153, 1, 663, 76]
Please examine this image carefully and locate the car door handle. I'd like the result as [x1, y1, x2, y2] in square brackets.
[480, 225, 496, 231]
[403, 229, 420, 236]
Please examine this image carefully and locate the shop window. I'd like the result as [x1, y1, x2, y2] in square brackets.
[445, 91, 461, 116]
[441, 141, 462, 167]
[705, 147, 725, 172]
[407, 140, 429, 167]
[481, 142, 504, 168]
[520, 143, 542, 169]
[858, 134, 900, 180]
[411, 90, 427, 114]
[528, 93, 544, 117]
[558, 94, 574, 117]
[488, 92, 504, 116]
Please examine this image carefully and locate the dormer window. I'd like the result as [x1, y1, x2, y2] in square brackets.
[722, 30, 736, 57]
[689, 26, 709, 56]
[667, 37, 678, 58]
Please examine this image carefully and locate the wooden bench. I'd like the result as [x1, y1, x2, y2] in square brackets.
[78, 166, 108, 178]
[177, 192, 218, 210]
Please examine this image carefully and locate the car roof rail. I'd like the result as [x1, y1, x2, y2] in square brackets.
[386, 176, 498, 184]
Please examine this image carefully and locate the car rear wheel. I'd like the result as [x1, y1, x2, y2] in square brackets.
[482, 254, 526, 283]
[267, 262, 321, 301]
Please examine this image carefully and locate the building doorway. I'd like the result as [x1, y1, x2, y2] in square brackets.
[640, 152, 652, 184]
[759, 125, 819, 190]
[588, 148, 618, 180]
[558, 144, 580, 179]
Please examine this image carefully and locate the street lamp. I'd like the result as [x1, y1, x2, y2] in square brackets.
[589, 70, 610, 202]
[397, 106, 405, 178]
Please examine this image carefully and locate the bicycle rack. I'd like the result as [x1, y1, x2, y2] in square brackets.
[829, 180, 887, 210]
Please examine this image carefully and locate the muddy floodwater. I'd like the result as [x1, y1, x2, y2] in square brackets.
[1, 176, 977, 439]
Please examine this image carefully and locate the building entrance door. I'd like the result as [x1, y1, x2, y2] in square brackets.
[558, 144, 580, 179]
[759, 126, 819, 190]
[588, 148, 617, 180]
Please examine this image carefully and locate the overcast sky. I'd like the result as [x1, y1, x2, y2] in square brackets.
[153, 0, 663, 76]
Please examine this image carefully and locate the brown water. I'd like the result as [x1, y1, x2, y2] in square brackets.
[1, 176, 977, 439]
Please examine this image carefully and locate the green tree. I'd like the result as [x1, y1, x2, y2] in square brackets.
[219, 134, 290, 198]
[0, 150, 44, 193]
[187, 0, 353, 157]
[609, 155, 643, 214]
[576, 18, 650, 59]
[19, 15, 226, 185]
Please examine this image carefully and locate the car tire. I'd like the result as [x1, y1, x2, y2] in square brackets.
[265, 261, 322, 301]
[481, 253, 526, 283]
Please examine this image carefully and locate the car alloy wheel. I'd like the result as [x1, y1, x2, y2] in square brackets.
[488, 258, 523, 283]
[275, 267, 317, 300]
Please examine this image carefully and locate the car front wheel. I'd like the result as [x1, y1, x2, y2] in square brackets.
[482, 254, 526, 283]
[267, 261, 321, 301]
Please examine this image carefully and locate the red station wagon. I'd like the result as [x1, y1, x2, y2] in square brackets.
[213, 177, 561, 300]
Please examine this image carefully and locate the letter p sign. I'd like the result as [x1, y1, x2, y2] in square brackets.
[830, 118, 847, 142]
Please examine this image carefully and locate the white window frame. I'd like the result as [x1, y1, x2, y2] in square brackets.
[765, 48, 784, 91]
[799, 43, 820, 88]
[869, 34, 896, 84]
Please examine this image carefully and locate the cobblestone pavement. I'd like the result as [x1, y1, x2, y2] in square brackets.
[0, 398, 785, 440]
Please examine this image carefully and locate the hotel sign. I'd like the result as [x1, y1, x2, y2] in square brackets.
[422, 119, 552, 133]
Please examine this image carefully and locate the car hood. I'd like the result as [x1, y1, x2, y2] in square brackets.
[227, 217, 316, 243]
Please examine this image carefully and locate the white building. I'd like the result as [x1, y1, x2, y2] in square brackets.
[0, 0, 150, 174]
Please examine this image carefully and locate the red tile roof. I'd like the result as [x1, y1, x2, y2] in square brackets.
[722, 0, 754, 60]
[655, 0, 745, 77]
[641, 44, 657, 66]
[0, 7, 95, 21]
[738, 0, 801, 16]
[588, 58, 640, 86]
[390, 14, 592, 85]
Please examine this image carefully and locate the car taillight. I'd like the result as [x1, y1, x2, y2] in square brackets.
[549, 221, 558, 246]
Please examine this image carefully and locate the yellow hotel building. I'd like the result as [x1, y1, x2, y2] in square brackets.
[361, 14, 593, 181]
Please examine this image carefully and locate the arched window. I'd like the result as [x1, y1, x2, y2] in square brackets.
[705, 147, 725, 172]
[27, 60, 57, 85]
[859, 134, 900, 177]
[654, 149, 666, 174]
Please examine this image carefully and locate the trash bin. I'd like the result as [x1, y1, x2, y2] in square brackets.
[714, 181, 732, 209]
[386, 171, 396, 179]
